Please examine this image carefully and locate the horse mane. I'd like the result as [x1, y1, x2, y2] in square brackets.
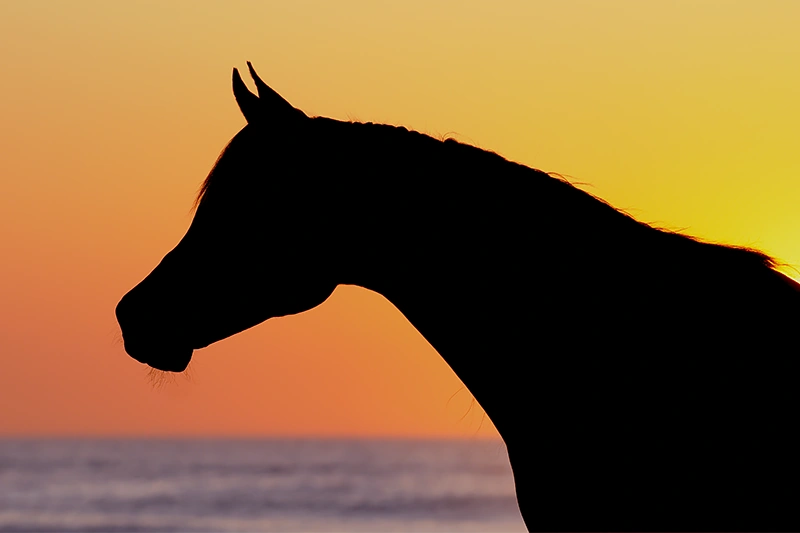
[194, 117, 776, 271]
[194, 137, 236, 210]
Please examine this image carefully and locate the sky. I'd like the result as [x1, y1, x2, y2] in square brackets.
[1, 1, 799, 437]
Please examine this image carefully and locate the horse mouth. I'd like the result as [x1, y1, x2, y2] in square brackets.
[123, 339, 194, 373]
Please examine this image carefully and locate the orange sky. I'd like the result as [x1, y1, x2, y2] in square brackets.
[1, 1, 799, 437]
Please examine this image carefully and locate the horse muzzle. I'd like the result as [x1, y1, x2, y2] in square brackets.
[116, 292, 194, 373]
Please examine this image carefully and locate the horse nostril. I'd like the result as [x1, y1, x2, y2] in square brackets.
[115, 296, 128, 326]
[115, 292, 139, 335]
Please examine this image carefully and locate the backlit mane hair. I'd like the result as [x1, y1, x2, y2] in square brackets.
[195, 118, 775, 270]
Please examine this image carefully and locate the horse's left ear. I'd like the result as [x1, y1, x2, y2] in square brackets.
[232, 62, 307, 124]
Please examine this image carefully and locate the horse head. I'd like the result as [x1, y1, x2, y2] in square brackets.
[115, 63, 338, 372]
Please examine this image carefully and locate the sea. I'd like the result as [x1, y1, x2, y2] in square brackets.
[0, 438, 526, 532]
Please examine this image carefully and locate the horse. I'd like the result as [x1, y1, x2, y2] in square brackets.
[116, 62, 800, 532]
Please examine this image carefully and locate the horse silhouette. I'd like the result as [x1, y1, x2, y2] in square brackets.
[116, 63, 800, 532]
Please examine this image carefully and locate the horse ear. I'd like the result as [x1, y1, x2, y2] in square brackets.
[232, 62, 307, 124]
[247, 62, 307, 120]
[232, 67, 262, 124]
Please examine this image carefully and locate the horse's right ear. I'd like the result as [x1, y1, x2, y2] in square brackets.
[232, 63, 308, 124]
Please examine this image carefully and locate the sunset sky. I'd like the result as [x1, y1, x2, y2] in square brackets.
[1, 1, 799, 437]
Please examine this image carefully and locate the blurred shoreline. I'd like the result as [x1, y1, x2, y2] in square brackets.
[0, 437, 525, 532]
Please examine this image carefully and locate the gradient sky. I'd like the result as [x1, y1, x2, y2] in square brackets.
[1, 1, 799, 437]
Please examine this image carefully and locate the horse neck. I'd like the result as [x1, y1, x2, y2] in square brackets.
[328, 127, 472, 293]
[322, 127, 541, 432]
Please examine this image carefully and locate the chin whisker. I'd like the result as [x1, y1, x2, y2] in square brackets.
[145, 362, 195, 389]
[182, 360, 195, 383]
[110, 328, 124, 347]
[146, 367, 174, 389]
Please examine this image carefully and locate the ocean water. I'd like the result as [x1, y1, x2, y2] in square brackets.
[0, 439, 526, 532]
